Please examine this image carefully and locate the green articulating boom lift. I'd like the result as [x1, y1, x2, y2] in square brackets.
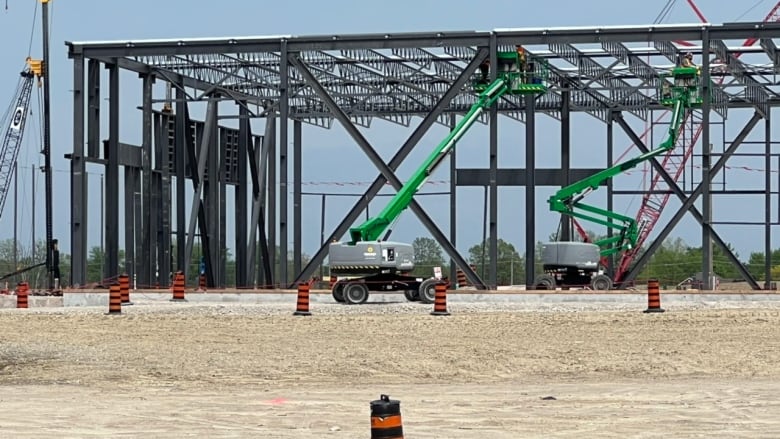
[328, 49, 548, 304]
[534, 64, 704, 291]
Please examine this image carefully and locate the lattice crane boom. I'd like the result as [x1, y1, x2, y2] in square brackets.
[0, 60, 40, 221]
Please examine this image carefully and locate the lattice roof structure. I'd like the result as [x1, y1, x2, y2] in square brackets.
[68, 22, 780, 127]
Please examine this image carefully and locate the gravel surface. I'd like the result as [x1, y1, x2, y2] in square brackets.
[2, 300, 780, 437]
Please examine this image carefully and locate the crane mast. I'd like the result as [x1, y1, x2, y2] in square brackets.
[0, 63, 39, 219]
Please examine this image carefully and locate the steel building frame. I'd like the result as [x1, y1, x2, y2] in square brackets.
[65, 22, 780, 290]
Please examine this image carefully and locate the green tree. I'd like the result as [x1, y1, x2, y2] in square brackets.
[411, 237, 445, 278]
[636, 238, 745, 286]
[85, 246, 126, 284]
[467, 238, 524, 286]
[745, 249, 780, 281]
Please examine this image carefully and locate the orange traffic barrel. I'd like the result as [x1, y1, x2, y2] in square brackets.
[293, 282, 312, 316]
[430, 282, 450, 316]
[643, 278, 665, 313]
[456, 268, 466, 288]
[370, 394, 403, 439]
[119, 273, 133, 305]
[171, 271, 187, 302]
[16, 282, 29, 309]
[106, 282, 122, 315]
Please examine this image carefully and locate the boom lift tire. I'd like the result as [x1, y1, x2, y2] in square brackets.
[533, 274, 556, 290]
[590, 274, 613, 291]
[331, 281, 346, 303]
[343, 282, 369, 305]
[417, 278, 439, 304]
[403, 289, 420, 302]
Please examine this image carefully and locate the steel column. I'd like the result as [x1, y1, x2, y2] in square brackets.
[86, 59, 100, 159]
[175, 87, 187, 273]
[701, 31, 713, 290]
[488, 36, 498, 289]
[449, 114, 457, 284]
[105, 61, 120, 281]
[156, 112, 172, 287]
[524, 94, 536, 287]
[140, 74, 153, 287]
[606, 112, 614, 275]
[293, 120, 302, 278]
[765, 112, 772, 288]
[279, 42, 289, 286]
[560, 85, 571, 241]
[124, 166, 136, 278]
[235, 104, 249, 287]
[219, 128, 227, 287]
[267, 116, 277, 287]
[69, 54, 87, 286]
[206, 100, 220, 286]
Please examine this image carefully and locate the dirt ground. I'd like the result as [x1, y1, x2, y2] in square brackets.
[2, 301, 780, 438]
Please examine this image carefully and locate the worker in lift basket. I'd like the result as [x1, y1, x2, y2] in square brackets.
[681, 52, 696, 68]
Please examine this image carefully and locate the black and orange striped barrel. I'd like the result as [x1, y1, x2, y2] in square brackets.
[430, 282, 450, 316]
[119, 273, 132, 305]
[370, 394, 403, 439]
[456, 268, 466, 288]
[644, 278, 665, 313]
[16, 282, 29, 309]
[107, 282, 122, 315]
[171, 271, 187, 302]
[293, 282, 312, 316]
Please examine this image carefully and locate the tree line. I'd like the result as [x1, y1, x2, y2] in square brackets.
[0, 234, 775, 288]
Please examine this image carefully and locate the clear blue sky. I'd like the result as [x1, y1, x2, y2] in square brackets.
[0, 0, 778, 267]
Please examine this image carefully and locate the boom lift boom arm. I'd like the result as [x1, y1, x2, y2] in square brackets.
[348, 77, 510, 245]
[548, 91, 689, 257]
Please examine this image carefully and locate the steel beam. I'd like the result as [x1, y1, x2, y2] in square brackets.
[70, 54, 87, 286]
[124, 166, 136, 279]
[86, 60, 101, 159]
[174, 88, 187, 273]
[524, 93, 536, 287]
[66, 22, 780, 57]
[279, 42, 289, 286]
[449, 114, 457, 285]
[105, 61, 120, 282]
[235, 104, 249, 287]
[140, 74, 153, 287]
[290, 49, 490, 289]
[488, 35, 498, 289]
[206, 101, 220, 286]
[616, 111, 763, 289]
[560, 86, 571, 242]
[765, 112, 773, 288]
[455, 168, 605, 186]
[701, 33, 713, 290]
[293, 120, 302, 278]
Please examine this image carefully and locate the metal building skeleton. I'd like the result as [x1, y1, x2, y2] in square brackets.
[65, 22, 780, 290]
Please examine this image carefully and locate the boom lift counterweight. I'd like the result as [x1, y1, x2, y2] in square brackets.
[328, 49, 548, 304]
[535, 63, 705, 290]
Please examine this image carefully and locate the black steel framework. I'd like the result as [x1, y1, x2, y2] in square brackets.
[65, 22, 780, 290]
